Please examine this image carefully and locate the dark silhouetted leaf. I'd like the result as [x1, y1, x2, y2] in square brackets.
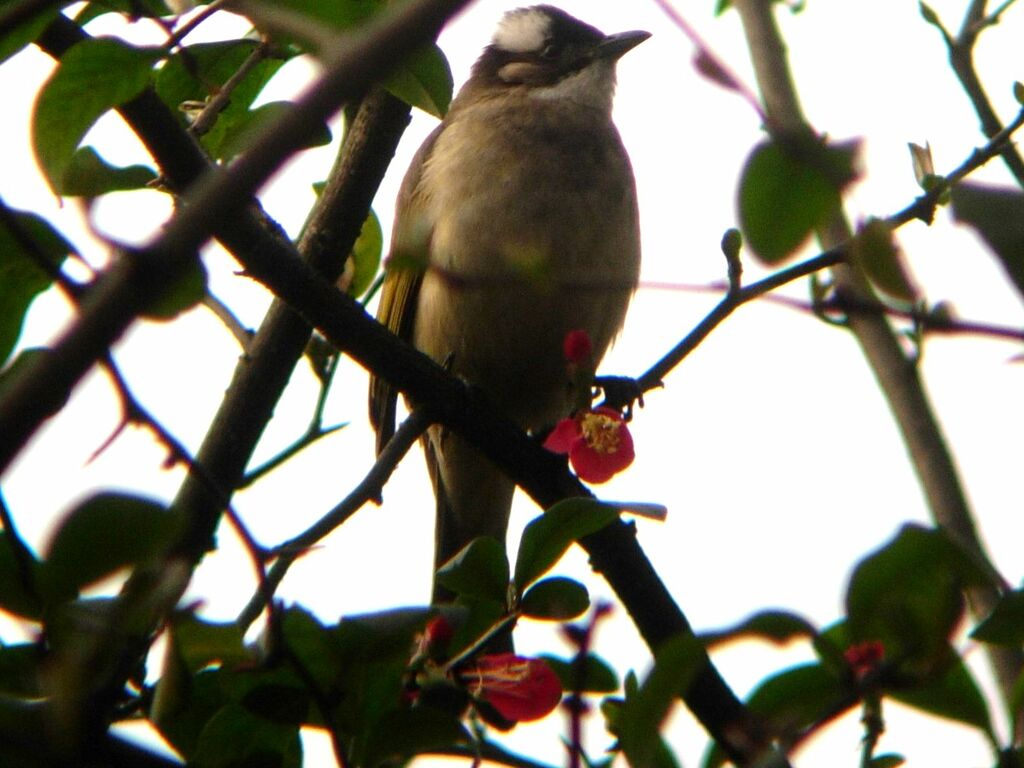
[521, 576, 589, 620]
[363, 706, 469, 765]
[0, 211, 73, 365]
[0, 533, 41, 619]
[436, 537, 509, 603]
[702, 609, 817, 648]
[972, 589, 1024, 645]
[192, 703, 302, 768]
[0, 644, 41, 697]
[142, 258, 207, 320]
[542, 653, 619, 693]
[618, 633, 703, 768]
[891, 655, 994, 737]
[951, 182, 1024, 302]
[42, 492, 181, 601]
[168, 612, 251, 674]
[59, 146, 156, 197]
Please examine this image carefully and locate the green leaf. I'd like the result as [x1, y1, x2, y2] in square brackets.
[192, 703, 302, 768]
[384, 44, 453, 118]
[154, 40, 287, 154]
[744, 663, 849, 737]
[0, 3, 62, 64]
[617, 633, 702, 768]
[0, 533, 41, 620]
[701, 609, 818, 648]
[435, 537, 509, 603]
[0, 693, 49, 767]
[74, 0, 176, 25]
[0, 644, 42, 697]
[845, 524, 993, 674]
[738, 138, 857, 264]
[514, 498, 618, 591]
[542, 653, 618, 694]
[142, 258, 208, 320]
[58, 146, 157, 197]
[972, 589, 1024, 645]
[259, 0, 381, 35]
[1014, 81, 1024, 106]
[241, 683, 310, 725]
[521, 576, 589, 620]
[0, 211, 73, 365]
[362, 707, 470, 765]
[32, 38, 156, 194]
[850, 217, 917, 301]
[168, 612, 251, 674]
[951, 182, 1024, 302]
[331, 607, 436, 664]
[890, 655, 994, 737]
[210, 100, 332, 162]
[869, 756, 906, 768]
[348, 209, 383, 298]
[41, 492, 182, 601]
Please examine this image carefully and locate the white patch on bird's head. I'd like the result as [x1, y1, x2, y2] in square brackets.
[493, 6, 552, 53]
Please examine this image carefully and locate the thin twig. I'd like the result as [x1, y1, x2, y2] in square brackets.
[163, 0, 231, 51]
[201, 293, 253, 348]
[641, 279, 1024, 344]
[637, 105, 1024, 392]
[188, 39, 272, 137]
[236, 409, 432, 629]
[941, 0, 1024, 185]
[651, 0, 766, 121]
[240, 422, 346, 487]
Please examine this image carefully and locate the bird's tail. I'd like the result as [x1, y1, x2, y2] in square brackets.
[425, 428, 515, 603]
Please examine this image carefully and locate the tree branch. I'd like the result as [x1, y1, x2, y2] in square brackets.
[730, 0, 1023, 716]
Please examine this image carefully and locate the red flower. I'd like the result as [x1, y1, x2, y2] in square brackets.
[844, 640, 885, 680]
[544, 407, 635, 483]
[459, 653, 562, 722]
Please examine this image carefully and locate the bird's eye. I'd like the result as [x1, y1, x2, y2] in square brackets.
[539, 42, 561, 60]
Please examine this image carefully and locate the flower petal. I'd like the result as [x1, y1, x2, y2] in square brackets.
[464, 653, 563, 722]
[543, 417, 580, 455]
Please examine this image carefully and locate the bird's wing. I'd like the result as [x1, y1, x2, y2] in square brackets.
[368, 124, 443, 455]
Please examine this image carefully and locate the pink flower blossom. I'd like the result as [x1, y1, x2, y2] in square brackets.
[544, 407, 635, 483]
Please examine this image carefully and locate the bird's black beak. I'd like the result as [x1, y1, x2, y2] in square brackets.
[594, 29, 651, 61]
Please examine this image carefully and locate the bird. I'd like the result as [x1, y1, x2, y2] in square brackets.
[369, 5, 646, 596]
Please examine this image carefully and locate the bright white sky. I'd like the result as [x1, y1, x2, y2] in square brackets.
[1, 1, 1023, 766]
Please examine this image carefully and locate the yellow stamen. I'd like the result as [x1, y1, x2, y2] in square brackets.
[579, 412, 621, 454]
